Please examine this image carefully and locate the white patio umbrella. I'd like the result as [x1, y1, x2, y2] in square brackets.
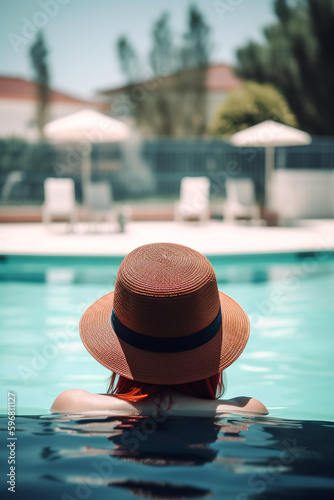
[44, 108, 132, 189]
[230, 120, 312, 205]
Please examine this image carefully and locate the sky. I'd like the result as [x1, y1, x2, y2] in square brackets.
[0, 0, 276, 100]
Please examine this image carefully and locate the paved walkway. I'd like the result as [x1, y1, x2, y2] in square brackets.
[1, 220, 334, 256]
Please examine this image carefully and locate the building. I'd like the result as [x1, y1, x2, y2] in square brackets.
[204, 64, 243, 121]
[97, 64, 242, 136]
[0, 76, 107, 141]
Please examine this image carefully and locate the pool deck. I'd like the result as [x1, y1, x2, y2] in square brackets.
[1, 220, 334, 257]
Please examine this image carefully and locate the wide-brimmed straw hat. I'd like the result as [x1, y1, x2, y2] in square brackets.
[80, 243, 250, 385]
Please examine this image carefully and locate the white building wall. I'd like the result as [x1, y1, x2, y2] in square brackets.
[206, 90, 228, 122]
[0, 98, 96, 141]
[0, 99, 36, 140]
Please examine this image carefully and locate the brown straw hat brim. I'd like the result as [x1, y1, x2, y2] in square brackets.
[79, 290, 250, 385]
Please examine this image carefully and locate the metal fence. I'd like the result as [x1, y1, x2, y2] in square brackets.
[0, 137, 333, 205]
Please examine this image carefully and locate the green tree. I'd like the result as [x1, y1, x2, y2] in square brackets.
[116, 36, 140, 84]
[235, 0, 334, 135]
[210, 81, 297, 136]
[145, 12, 175, 135]
[149, 12, 175, 76]
[115, 4, 212, 136]
[172, 4, 211, 136]
[181, 4, 211, 69]
[29, 31, 50, 139]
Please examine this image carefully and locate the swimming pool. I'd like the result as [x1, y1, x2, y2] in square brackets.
[1, 252, 334, 498]
[0, 252, 333, 421]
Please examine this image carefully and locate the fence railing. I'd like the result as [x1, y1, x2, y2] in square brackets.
[0, 137, 333, 205]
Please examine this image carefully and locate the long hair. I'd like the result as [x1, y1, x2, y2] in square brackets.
[107, 372, 225, 403]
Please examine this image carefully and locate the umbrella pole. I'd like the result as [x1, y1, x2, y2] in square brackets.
[265, 146, 275, 207]
[81, 144, 92, 211]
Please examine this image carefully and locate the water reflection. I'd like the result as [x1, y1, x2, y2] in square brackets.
[1, 414, 334, 500]
[47, 414, 253, 499]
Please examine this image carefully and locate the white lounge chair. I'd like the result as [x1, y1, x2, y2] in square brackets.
[42, 178, 76, 230]
[83, 182, 115, 229]
[223, 178, 260, 223]
[174, 176, 210, 222]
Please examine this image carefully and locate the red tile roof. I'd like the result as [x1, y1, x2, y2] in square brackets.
[0, 76, 97, 105]
[98, 64, 242, 95]
[205, 64, 242, 91]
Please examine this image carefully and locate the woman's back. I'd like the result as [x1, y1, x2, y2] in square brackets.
[51, 389, 268, 416]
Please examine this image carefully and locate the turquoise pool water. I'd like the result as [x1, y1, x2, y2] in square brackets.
[0, 252, 333, 421]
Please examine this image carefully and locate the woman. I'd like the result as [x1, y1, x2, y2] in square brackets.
[51, 242, 268, 415]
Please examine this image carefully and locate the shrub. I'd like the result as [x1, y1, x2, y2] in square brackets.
[210, 81, 297, 137]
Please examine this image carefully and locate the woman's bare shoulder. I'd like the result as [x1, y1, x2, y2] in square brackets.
[50, 389, 135, 413]
[159, 392, 268, 416]
[215, 397, 268, 415]
[50, 390, 268, 416]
